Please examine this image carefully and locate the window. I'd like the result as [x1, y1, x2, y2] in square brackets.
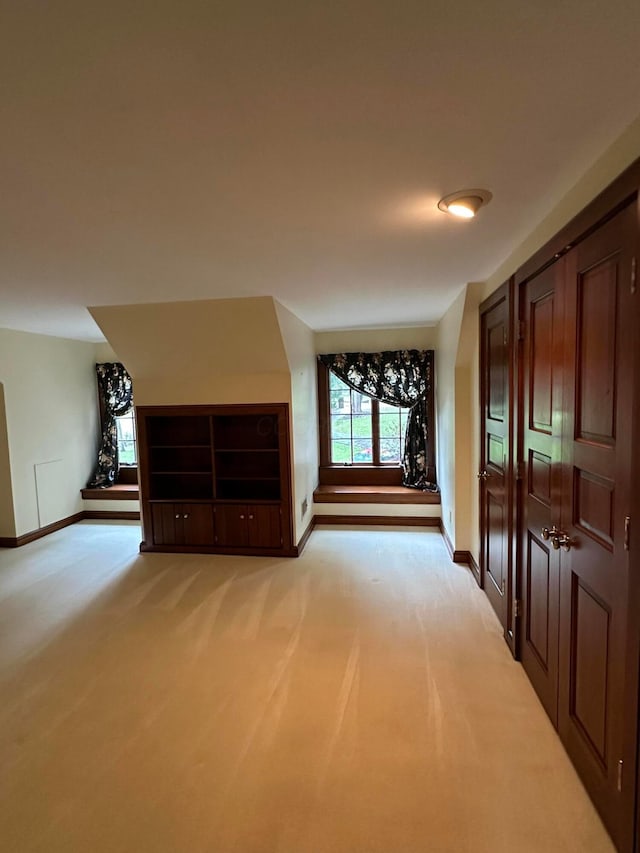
[317, 353, 436, 490]
[115, 409, 137, 466]
[329, 372, 409, 465]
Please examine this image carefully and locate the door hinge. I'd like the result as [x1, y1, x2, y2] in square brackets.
[501, 578, 506, 595]
[631, 257, 637, 294]
[617, 759, 623, 793]
[624, 516, 630, 551]
[503, 328, 508, 346]
[516, 461, 524, 481]
[513, 599, 522, 619]
[517, 320, 525, 341]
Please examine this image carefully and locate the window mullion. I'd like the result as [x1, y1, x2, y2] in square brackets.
[350, 389, 354, 464]
[372, 400, 380, 465]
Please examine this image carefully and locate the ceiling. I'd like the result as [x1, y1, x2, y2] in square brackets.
[2, 0, 640, 342]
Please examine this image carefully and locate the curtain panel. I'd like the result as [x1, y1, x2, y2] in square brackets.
[318, 350, 437, 491]
[87, 363, 133, 488]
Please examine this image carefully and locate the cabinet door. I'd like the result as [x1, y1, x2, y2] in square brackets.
[215, 504, 249, 547]
[247, 505, 282, 549]
[151, 503, 183, 545]
[180, 504, 215, 546]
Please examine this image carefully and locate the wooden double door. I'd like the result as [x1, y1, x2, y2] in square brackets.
[481, 199, 639, 849]
[518, 203, 638, 850]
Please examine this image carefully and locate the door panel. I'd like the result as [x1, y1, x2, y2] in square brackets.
[572, 579, 609, 763]
[479, 284, 512, 640]
[520, 264, 563, 726]
[526, 532, 552, 670]
[558, 204, 637, 849]
[151, 503, 182, 545]
[215, 504, 249, 547]
[182, 504, 215, 546]
[248, 505, 282, 549]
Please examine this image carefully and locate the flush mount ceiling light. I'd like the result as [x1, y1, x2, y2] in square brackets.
[438, 188, 493, 219]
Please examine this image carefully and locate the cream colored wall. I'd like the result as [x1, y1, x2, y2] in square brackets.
[314, 504, 440, 519]
[448, 116, 640, 561]
[129, 374, 291, 408]
[275, 303, 318, 543]
[94, 342, 119, 362]
[468, 328, 481, 559]
[315, 326, 436, 354]
[451, 284, 484, 556]
[83, 499, 140, 513]
[0, 383, 16, 537]
[91, 297, 292, 407]
[0, 329, 99, 537]
[482, 114, 640, 303]
[435, 288, 465, 544]
[90, 297, 290, 385]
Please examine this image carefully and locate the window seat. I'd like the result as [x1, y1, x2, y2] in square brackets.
[81, 484, 139, 501]
[313, 485, 440, 505]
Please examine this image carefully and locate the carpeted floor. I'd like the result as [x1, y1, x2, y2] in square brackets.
[0, 521, 614, 852]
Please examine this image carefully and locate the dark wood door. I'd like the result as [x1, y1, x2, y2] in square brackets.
[479, 282, 512, 645]
[152, 503, 215, 546]
[215, 504, 249, 547]
[520, 263, 564, 726]
[181, 504, 215, 546]
[248, 505, 282, 549]
[151, 503, 182, 545]
[557, 204, 637, 850]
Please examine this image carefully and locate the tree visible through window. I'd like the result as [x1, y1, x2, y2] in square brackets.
[329, 372, 409, 465]
[116, 410, 137, 465]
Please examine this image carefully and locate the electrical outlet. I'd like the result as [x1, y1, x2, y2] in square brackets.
[301, 497, 308, 517]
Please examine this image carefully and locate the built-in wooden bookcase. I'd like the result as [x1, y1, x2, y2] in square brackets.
[147, 414, 213, 501]
[137, 404, 294, 556]
[213, 414, 281, 501]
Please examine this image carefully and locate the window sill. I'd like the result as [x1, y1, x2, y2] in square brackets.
[319, 465, 403, 487]
[313, 485, 440, 505]
[81, 484, 140, 501]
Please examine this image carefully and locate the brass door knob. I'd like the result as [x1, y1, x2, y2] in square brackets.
[542, 526, 571, 551]
[554, 532, 572, 552]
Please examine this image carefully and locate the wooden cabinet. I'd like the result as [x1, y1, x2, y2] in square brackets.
[137, 404, 294, 556]
[215, 504, 282, 549]
[151, 503, 215, 546]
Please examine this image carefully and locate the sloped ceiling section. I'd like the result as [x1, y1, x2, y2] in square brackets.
[90, 297, 292, 406]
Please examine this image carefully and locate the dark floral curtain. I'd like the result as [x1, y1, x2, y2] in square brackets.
[87, 363, 133, 488]
[319, 350, 437, 491]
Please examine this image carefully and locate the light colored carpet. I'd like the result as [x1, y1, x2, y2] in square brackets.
[0, 521, 614, 853]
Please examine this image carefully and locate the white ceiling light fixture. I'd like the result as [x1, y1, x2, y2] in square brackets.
[438, 189, 493, 219]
